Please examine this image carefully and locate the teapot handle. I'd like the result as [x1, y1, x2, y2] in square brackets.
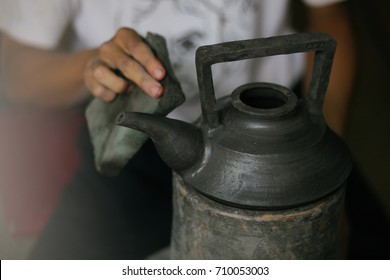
[195, 32, 336, 129]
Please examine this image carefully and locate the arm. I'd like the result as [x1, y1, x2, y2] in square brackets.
[1, 28, 166, 108]
[1, 34, 96, 108]
[304, 2, 357, 137]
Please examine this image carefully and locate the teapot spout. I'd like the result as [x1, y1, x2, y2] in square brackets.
[116, 112, 204, 172]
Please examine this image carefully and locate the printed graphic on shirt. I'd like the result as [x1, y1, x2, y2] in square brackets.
[117, 0, 259, 103]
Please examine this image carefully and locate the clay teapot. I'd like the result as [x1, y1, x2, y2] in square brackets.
[116, 33, 351, 209]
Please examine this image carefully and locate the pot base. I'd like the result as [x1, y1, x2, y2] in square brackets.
[170, 172, 345, 259]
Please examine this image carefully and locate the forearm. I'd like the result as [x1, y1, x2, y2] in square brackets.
[305, 3, 357, 137]
[1, 34, 97, 108]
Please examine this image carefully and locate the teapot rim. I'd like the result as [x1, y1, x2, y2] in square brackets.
[231, 82, 298, 118]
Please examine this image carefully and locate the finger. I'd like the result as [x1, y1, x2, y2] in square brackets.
[85, 73, 117, 102]
[117, 55, 163, 98]
[100, 43, 163, 98]
[113, 28, 166, 81]
[92, 84, 117, 102]
[93, 64, 129, 93]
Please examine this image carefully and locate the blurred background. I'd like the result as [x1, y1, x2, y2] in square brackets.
[345, 0, 390, 218]
[0, 0, 389, 259]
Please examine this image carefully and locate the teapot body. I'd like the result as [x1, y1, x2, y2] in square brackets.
[180, 82, 351, 209]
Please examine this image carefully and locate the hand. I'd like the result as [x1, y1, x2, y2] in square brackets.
[84, 27, 166, 102]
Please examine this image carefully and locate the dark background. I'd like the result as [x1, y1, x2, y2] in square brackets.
[292, 0, 390, 218]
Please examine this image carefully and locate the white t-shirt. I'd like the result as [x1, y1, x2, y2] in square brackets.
[0, 0, 345, 121]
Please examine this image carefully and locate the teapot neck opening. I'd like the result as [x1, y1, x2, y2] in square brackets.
[232, 82, 297, 118]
